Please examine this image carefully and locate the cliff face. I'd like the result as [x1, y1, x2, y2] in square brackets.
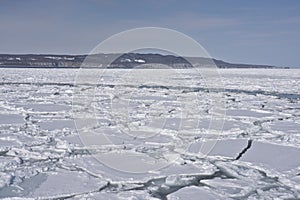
[0, 53, 280, 68]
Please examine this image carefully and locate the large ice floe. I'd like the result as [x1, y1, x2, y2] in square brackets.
[0, 68, 299, 199]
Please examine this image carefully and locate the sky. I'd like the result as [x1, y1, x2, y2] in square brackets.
[0, 0, 300, 68]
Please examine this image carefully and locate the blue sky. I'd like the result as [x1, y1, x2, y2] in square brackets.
[0, 0, 299, 67]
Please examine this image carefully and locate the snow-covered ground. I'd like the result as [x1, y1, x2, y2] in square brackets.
[0, 68, 299, 199]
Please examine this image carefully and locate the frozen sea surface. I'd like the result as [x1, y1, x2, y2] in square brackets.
[0, 68, 299, 199]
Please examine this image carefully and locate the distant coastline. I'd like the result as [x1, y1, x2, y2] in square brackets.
[0, 53, 288, 69]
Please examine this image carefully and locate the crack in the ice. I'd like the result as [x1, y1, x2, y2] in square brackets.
[235, 139, 253, 160]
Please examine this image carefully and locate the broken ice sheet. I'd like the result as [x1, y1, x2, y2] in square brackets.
[0, 68, 300, 199]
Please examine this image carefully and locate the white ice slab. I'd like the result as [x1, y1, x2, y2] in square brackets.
[18, 103, 71, 112]
[268, 121, 300, 134]
[240, 141, 300, 171]
[0, 114, 24, 124]
[38, 119, 75, 131]
[168, 186, 223, 200]
[31, 169, 107, 198]
[190, 139, 249, 158]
